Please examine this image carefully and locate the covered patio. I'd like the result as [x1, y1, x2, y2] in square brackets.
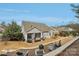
[27, 33, 42, 41]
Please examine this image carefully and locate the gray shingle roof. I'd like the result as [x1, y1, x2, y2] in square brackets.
[52, 27, 75, 32]
[22, 21, 52, 32]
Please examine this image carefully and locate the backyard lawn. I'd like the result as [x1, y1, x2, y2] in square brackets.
[0, 36, 73, 53]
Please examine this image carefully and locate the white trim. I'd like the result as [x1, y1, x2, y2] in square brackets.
[27, 28, 41, 33]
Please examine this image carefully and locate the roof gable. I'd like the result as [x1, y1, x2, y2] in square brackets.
[22, 21, 51, 32]
[27, 27, 41, 33]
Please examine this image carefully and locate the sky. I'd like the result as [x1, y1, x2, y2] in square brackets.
[0, 3, 78, 26]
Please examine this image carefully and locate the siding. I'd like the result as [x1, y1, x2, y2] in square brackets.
[27, 28, 41, 33]
[43, 32, 50, 38]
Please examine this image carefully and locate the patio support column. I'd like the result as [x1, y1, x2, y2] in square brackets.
[41, 32, 43, 38]
[32, 33, 35, 40]
[24, 34, 27, 41]
[32, 33, 35, 43]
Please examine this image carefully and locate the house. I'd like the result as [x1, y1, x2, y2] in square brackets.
[0, 25, 5, 40]
[56, 26, 76, 32]
[51, 27, 59, 35]
[55, 26, 78, 36]
[22, 21, 54, 41]
[0, 25, 5, 33]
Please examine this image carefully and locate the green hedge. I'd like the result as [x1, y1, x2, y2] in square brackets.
[2, 33, 25, 41]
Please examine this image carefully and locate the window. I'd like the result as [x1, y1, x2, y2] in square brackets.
[27, 33, 32, 39]
[35, 33, 41, 38]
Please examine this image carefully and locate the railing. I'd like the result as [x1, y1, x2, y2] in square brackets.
[44, 36, 79, 56]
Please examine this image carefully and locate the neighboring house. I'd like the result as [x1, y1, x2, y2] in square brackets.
[22, 21, 54, 41]
[51, 27, 59, 35]
[56, 27, 76, 32]
[55, 26, 77, 36]
[0, 25, 5, 33]
[51, 26, 77, 36]
[0, 25, 5, 40]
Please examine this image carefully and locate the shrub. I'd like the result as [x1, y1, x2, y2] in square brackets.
[58, 40, 61, 47]
[39, 44, 44, 50]
[16, 52, 23, 56]
[2, 21, 25, 41]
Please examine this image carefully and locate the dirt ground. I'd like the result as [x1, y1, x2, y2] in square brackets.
[58, 37, 79, 56]
[0, 36, 73, 54]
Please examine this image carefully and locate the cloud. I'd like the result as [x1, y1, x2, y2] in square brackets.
[0, 9, 31, 14]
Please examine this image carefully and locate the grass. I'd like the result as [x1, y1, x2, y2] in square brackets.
[0, 36, 73, 53]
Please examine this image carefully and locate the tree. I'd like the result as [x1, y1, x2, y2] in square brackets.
[1, 21, 6, 27]
[71, 4, 79, 19]
[68, 4, 79, 32]
[2, 21, 24, 41]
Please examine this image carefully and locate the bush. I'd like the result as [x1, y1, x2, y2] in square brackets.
[59, 31, 70, 37]
[39, 44, 44, 50]
[16, 52, 23, 56]
[2, 21, 25, 41]
[2, 33, 25, 41]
